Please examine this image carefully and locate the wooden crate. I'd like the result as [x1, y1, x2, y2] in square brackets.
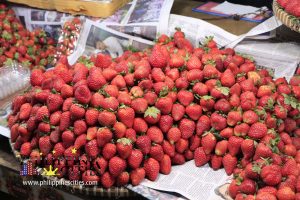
[8, 0, 130, 18]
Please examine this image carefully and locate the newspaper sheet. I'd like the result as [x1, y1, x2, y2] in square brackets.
[68, 19, 154, 64]
[136, 161, 229, 200]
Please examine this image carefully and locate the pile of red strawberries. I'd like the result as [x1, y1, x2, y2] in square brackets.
[277, 0, 300, 17]
[0, 4, 56, 69]
[56, 17, 82, 58]
[7, 27, 300, 200]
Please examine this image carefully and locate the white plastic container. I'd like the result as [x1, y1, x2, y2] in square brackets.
[0, 62, 30, 100]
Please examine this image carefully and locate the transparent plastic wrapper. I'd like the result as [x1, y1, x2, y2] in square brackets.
[0, 62, 30, 100]
[56, 17, 84, 59]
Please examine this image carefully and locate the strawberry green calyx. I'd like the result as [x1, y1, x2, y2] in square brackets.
[144, 106, 160, 119]
[201, 95, 213, 100]
[117, 138, 132, 145]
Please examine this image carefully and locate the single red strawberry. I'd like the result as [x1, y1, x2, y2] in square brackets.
[87, 67, 106, 91]
[93, 157, 107, 175]
[158, 115, 173, 133]
[196, 115, 211, 136]
[74, 120, 87, 135]
[102, 143, 116, 160]
[171, 103, 185, 121]
[39, 135, 52, 155]
[239, 179, 257, 195]
[201, 132, 216, 154]
[35, 106, 49, 121]
[144, 106, 161, 124]
[227, 110, 242, 126]
[98, 110, 116, 127]
[159, 154, 171, 175]
[242, 110, 259, 124]
[128, 149, 143, 169]
[261, 164, 282, 186]
[167, 127, 181, 144]
[20, 142, 31, 157]
[222, 154, 237, 175]
[149, 45, 167, 68]
[101, 172, 115, 188]
[210, 155, 223, 170]
[116, 138, 132, 159]
[19, 103, 32, 120]
[136, 135, 151, 155]
[97, 127, 113, 147]
[155, 97, 173, 115]
[117, 106, 135, 128]
[194, 147, 210, 167]
[133, 118, 148, 133]
[109, 156, 126, 177]
[146, 126, 164, 144]
[177, 90, 194, 107]
[179, 118, 195, 139]
[131, 98, 148, 114]
[248, 122, 267, 139]
[116, 171, 129, 186]
[85, 139, 99, 159]
[234, 123, 250, 137]
[74, 85, 91, 104]
[253, 143, 273, 160]
[185, 104, 202, 120]
[241, 139, 255, 159]
[130, 168, 145, 186]
[228, 136, 244, 156]
[210, 112, 227, 131]
[215, 140, 228, 156]
[144, 157, 160, 181]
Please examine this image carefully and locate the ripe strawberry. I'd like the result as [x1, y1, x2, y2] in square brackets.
[19, 103, 32, 120]
[177, 90, 194, 107]
[85, 139, 99, 159]
[117, 106, 135, 128]
[87, 67, 106, 91]
[74, 85, 91, 104]
[116, 171, 129, 186]
[73, 120, 87, 136]
[228, 179, 240, 199]
[160, 154, 171, 174]
[171, 103, 185, 121]
[20, 142, 31, 157]
[102, 143, 116, 160]
[39, 135, 52, 155]
[242, 110, 258, 124]
[30, 69, 44, 86]
[261, 164, 282, 186]
[144, 106, 161, 124]
[146, 126, 164, 144]
[128, 149, 143, 169]
[53, 142, 65, 158]
[248, 122, 267, 139]
[194, 147, 210, 167]
[133, 118, 148, 133]
[130, 168, 145, 186]
[38, 122, 50, 133]
[222, 154, 237, 175]
[241, 139, 255, 159]
[144, 157, 160, 181]
[149, 45, 167, 68]
[167, 127, 181, 143]
[277, 186, 295, 200]
[196, 115, 211, 136]
[175, 138, 189, 154]
[227, 110, 242, 126]
[187, 55, 202, 70]
[210, 112, 227, 131]
[101, 172, 115, 188]
[116, 138, 132, 159]
[101, 97, 119, 111]
[155, 97, 173, 115]
[93, 157, 107, 176]
[239, 179, 257, 195]
[210, 155, 223, 170]
[158, 115, 173, 133]
[74, 131, 87, 149]
[201, 132, 216, 154]
[253, 143, 273, 160]
[136, 135, 151, 155]
[228, 136, 243, 156]
[221, 69, 235, 87]
[185, 104, 202, 120]
[131, 98, 148, 114]
[97, 127, 113, 147]
[108, 156, 127, 178]
[98, 110, 116, 127]
[215, 140, 228, 156]
[179, 118, 195, 139]
[35, 106, 49, 121]
[240, 91, 256, 110]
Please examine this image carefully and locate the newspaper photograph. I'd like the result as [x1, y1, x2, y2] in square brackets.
[68, 19, 153, 64]
[108, 25, 157, 41]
